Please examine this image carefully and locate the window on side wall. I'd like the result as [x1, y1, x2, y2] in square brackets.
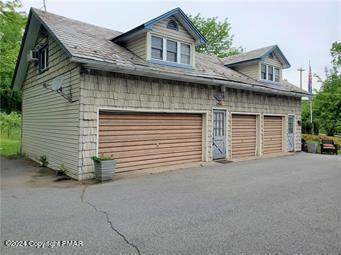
[274, 68, 280, 82]
[166, 39, 177, 62]
[38, 45, 48, 73]
[151, 36, 163, 60]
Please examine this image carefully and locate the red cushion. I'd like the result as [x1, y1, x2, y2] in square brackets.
[323, 144, 335, 149]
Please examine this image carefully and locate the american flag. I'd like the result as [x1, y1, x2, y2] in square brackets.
[308, 63, 312, 94]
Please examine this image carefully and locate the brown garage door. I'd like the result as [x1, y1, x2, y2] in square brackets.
[264, 116, 283, 154]
[232, 114, 257, 158]
[98, 112, 203, 172]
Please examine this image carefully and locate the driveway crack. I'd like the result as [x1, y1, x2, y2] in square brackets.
[81, 186, 141, 255]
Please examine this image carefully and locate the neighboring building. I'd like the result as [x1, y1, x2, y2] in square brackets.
[12, 7, 309, 180]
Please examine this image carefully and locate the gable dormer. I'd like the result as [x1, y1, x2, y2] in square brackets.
[112, 8, 206, 69]
[224, 45, 291, 83]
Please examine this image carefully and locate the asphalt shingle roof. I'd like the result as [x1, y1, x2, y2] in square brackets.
[32, 8, 307, 96]
[223, 46, 275, 66]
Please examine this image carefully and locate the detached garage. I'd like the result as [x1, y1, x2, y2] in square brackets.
[13, 8, 307, 180]
[263, 116, 284, 155]
[98, 112, 203, 172]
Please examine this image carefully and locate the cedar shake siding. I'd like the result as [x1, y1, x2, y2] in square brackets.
[78, 71, 301, 180]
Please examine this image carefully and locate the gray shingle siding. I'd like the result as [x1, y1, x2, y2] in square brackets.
[77, 71, 301, 180]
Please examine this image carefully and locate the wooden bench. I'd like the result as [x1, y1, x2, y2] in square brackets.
[320, 139, 338, 155]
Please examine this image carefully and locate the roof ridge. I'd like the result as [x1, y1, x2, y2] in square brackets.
[31, 7, 122, 35]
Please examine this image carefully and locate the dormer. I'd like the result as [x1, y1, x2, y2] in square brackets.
[224, 45, 291, 83]
[112, 8, 206, 69]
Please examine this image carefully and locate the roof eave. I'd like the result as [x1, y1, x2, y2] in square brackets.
[111, 24, 146, 43]
[71, 56, 308, 98]
[224, 58, 262, 67]
[11, 9, 33, 90]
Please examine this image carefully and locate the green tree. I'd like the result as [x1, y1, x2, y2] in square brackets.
[0, 0, 26, 113]
[188, 14, 242, 58]
[303, 41, 341, 135]
[331, 41, 341, 67]
[301, 100, 311, 133]
[313, 72, 341, 135]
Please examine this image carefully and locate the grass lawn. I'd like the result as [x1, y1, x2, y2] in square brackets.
[0, 131, 21, 156]
[302, 134, 341, 154]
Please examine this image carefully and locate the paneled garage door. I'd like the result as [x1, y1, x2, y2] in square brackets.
[232, 114, 257, 158]
[98, 112, 203, 172]
[264, 116, 283, 154]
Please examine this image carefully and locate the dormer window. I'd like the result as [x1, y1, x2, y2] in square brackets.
[166, 39, 177, 62]
[274, 68, 280, 82]
[150, 35, 192, 67]
[268, 66, 273, 81]
[261, 64, 267, 80]
[151, 36, 163, 60]
[260, 63, 280, 82]
[180, 43, 190, 64]
[167, 20, 178, 31]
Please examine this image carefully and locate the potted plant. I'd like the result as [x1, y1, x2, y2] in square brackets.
[306, 142, 317, 153]
[91, 154, 116, 182]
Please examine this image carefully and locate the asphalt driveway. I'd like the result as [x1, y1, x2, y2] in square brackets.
[1, 153, 341, 254]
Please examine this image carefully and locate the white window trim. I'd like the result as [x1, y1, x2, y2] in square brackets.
[261, 63, 267, 80]
[38, 45, 49, 73]
[260, 63, 281, 83]
[151, 34, 192, 66]
[165, 38, 178, 62]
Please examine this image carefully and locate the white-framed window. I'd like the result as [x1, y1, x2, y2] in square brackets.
[38, 44, 48, 73]
[268, 66, 273, 81]
[180, 43, 190, 64]
[151, 36, 163, 60]
[166, 39, 177, 62]
[261, 63, 267, 80]
[274, 68, 280, 82]
[260, 63, 280, 82]
[150, 35, 192, 66]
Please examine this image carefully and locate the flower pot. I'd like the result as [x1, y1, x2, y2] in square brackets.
[94, 160, 116, 182]
[307, 143, 317, 153]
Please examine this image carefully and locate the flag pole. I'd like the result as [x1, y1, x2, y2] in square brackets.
[308, 60, 313, 134]
[310, 99, 313, 126]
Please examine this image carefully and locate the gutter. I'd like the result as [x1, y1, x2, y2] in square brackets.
[70, 56, 309, 98]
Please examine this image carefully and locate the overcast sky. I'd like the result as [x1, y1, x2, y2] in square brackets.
[20, 0, 341, 91]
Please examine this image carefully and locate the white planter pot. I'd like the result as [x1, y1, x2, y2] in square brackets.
[307, 143, 317, 153]
[94, 160, 116, 182]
